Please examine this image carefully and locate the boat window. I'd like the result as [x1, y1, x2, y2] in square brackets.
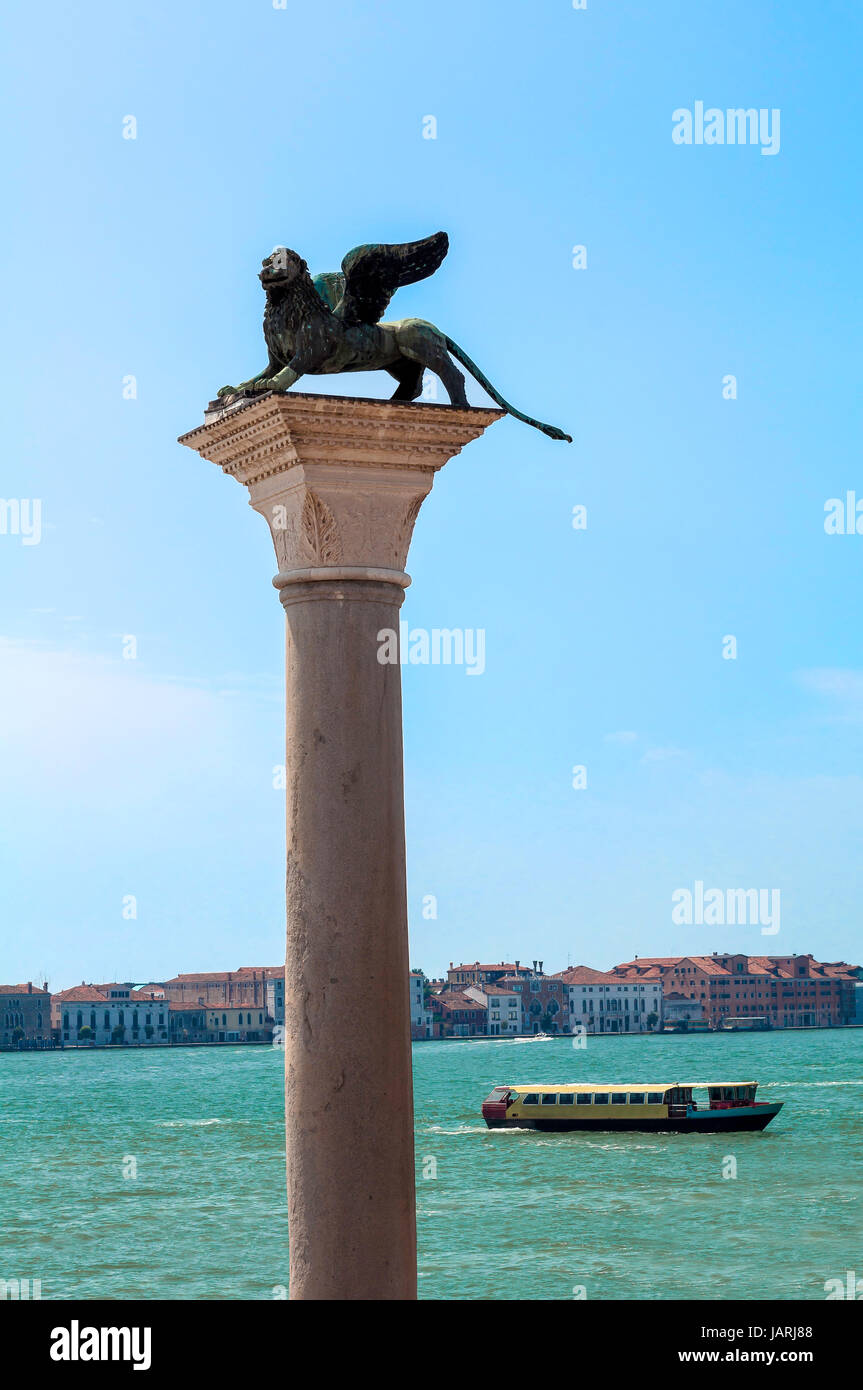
[593, 1093, 609, 1105]
[576, 1093, 592, 1105]
[558, 1093, 574, 1105]
[647, 1092, 664, 1104]
[628, 1093, 645, 1105]
[611, 1092, 627, 1104]
[541, 1093, 558, 1105]
[521, 1094, 539, 1106]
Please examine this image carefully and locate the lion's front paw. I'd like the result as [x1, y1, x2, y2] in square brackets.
[217, 385, 236, 399]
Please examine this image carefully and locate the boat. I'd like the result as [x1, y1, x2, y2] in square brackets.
[481, 1080, 783, 1132]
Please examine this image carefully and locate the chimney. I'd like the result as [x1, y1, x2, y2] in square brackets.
[43, 982, 48, 992]
[539, 961, 543, 974]
[515, 960, 520, 969]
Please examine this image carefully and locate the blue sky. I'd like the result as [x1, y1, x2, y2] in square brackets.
[2, 0, 861, 987]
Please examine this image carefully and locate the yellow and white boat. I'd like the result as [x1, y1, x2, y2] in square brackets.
[481, 1081, 782, 1132]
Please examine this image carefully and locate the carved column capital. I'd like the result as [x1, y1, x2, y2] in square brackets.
[179, 391, 502, 592]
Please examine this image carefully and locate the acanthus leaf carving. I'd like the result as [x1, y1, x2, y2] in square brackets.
[301, 491, 342, 564]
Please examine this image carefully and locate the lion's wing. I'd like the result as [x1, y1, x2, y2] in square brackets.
[334, 232, 449, 326]
[312, 271, 345, 313]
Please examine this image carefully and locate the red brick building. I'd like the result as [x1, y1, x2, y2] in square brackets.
[163, 966, 280, 1009]
[613, 953, 858, 1028]
[497, 973, 568, 1033]
[428, 991, 488, 1037]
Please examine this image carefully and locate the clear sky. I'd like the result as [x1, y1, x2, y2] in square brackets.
[2, 0, 861, 989]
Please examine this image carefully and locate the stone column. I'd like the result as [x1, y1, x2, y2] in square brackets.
[180, 392, 500, 1300]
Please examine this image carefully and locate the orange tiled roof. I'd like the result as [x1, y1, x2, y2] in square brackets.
[53, 985, 109, 1003]
[434, 991, 487, 1012]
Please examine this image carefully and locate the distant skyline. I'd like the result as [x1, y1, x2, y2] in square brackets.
[3, 0, 862, 984]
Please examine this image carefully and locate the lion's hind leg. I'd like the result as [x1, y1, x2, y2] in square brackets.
[387, 358, 425, 402]
[395, 322, 469, 408]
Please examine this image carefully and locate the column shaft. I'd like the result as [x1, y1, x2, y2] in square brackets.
[281, 579, 415, 1300]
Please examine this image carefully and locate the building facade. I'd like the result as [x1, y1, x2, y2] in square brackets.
[428, 991, 487, 1037]
[266, 973, 285, 1027]
[556, 966, 663, 1034]
[52, 986, 170, 1045]
[0, 983, 51, 1047]
[169, 1003, 207, 1042]
[163, 966, 279, 1009]
[613, 953, 859, 1028]
[409, 972, 434, 1040]
[204, 1006, 271, 1042]
[446, 960, 535, 989]
[464, 984, 522, 1035]
[497, 973, 568, 1033]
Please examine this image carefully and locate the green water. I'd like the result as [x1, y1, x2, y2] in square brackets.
[1, 1030, 860, 1300]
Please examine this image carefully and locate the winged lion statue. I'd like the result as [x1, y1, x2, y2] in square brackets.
[215, 232, 571, 442]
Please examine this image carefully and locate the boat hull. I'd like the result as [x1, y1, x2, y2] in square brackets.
[485, 1103, 782, 1133]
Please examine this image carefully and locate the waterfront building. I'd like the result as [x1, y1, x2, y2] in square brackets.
[0, 982, 51, 1047]
[555, 966, 663, 1034]
[446, 960, 535, 988]
[168, 1003, 207, 1042]
[204, 1005, 272, 1043]
[51, 985, 170, 1045]
[465, 983, 522, 1035]
[497, 972, 566, 1033]
[663, 993, 704, 1025]
[409, 971, 434, 1040]
[163, 965, 280, 1010]
[428, 991, 487, 1037]
[265, 972, 285, 1026]
[613, 953, 859, 1028]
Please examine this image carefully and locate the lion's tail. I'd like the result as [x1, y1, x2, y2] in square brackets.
[444, 336, 572, 442]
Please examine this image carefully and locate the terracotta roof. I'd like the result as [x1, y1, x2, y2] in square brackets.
[613, 954, 859, 982]
[448, 962, 532, 973]
[165, 972, 236, 984]
[0, 983, 49, 994]
[166, 966, 282, 985]
[558, 965, 653, 986]
[53, 985, 109, 1003]
[433, 991, 486, 1013]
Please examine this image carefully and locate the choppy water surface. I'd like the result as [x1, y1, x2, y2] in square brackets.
[0, 1031, 859, 1299]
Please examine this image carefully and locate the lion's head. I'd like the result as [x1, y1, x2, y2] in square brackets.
[260, 247, 308, 288]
